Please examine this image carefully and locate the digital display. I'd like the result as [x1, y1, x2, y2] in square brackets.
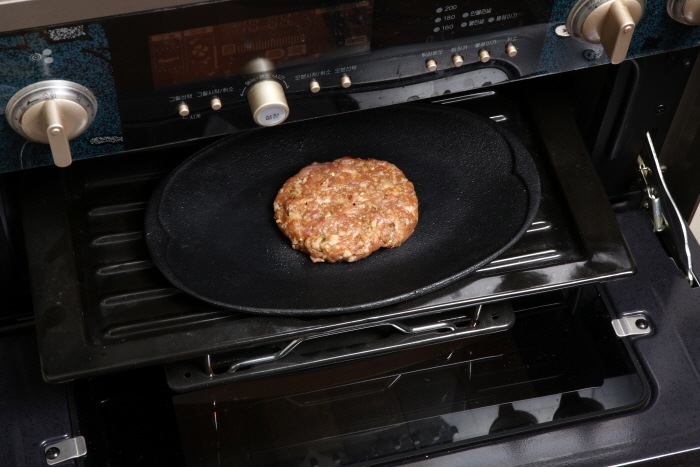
[149, 1, 373, 88]
[372, 0, 551, 49]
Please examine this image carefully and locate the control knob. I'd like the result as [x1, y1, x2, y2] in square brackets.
[5, 80, 97, 167]
[246, 79, 289, 127]
[566, 0, 647, 64]
[667, 0, 700, 25]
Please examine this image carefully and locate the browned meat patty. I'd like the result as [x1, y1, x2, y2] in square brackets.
[273, 157, 419, 262]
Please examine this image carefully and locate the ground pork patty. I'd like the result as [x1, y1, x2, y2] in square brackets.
[273, 157, 419, 263]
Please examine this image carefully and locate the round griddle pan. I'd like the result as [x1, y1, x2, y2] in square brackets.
[145, 104, 540, 315]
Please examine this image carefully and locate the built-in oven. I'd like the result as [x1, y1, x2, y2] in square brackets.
[3, 1, 700, 466]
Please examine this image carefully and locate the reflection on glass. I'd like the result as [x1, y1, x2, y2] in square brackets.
[174, 286, 647, 467]
[149, 1, 374, 87]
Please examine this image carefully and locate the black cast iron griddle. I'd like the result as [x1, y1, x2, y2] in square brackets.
[145, 104, 540, 314]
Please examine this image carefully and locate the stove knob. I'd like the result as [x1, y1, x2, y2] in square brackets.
[567, 0, 647, 64]
[5, 80, 98, 167]
[667, 0, 700, 25]
[246, 79, 289, 127]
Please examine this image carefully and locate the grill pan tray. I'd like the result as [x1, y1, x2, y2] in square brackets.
[145, 105, 540, 314]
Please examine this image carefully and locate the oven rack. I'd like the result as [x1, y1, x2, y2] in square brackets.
[165, 302, 513, 391]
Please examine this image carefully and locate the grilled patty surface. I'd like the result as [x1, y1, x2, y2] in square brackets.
[273, 157, 419, 262]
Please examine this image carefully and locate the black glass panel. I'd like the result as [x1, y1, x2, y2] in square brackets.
[71, 286, 647, 467]
[169, 285, 647, 467]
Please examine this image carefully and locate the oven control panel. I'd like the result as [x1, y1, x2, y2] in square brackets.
[1, 0, 700, 172]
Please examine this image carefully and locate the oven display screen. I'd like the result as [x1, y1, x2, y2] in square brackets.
[372, 0, 551, 49]
[149, 1, 373, 88]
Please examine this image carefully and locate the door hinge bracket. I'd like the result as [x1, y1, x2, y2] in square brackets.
[44, 436, 87, 465]
[612, 313, 652, 337]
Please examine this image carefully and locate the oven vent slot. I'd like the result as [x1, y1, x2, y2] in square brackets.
[166, 302, 514, 392]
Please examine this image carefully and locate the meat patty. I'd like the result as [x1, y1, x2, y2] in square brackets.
[273, 157, 419, 262]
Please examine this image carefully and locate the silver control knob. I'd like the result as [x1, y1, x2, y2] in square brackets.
[667, 0, 700, 24]
[246, 79, 289, 127]
[567, 0, 646, 65]
[5, 80, 98, 167]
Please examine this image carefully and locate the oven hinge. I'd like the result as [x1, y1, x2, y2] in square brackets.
[638, 132, 698, 286]
[43, 436, 87, 465]
[611, 313, 652, 337]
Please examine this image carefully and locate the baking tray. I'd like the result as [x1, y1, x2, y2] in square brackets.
[145, 105, 540, 314]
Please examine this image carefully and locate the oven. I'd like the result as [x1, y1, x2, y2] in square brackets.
[3, 1, 700, 466]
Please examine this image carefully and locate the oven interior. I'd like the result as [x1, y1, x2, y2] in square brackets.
[1, 59, 676, 465]
[70, 284, 647, 467]
[14, 70, 636, 389]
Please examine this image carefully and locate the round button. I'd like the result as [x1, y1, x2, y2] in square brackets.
[309, 79, 321, 93]
[256, 105, 288, 126]
[426, 59, 438, 72]
[210, 98, 222, 110]
[452, 54, 464, 67]
[478, 49, 491, 63]
[505, 43, 518, 57]
[177, 102, 190, 117]
[340, 74, 352, 88]
[246, 80, 289, 127]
